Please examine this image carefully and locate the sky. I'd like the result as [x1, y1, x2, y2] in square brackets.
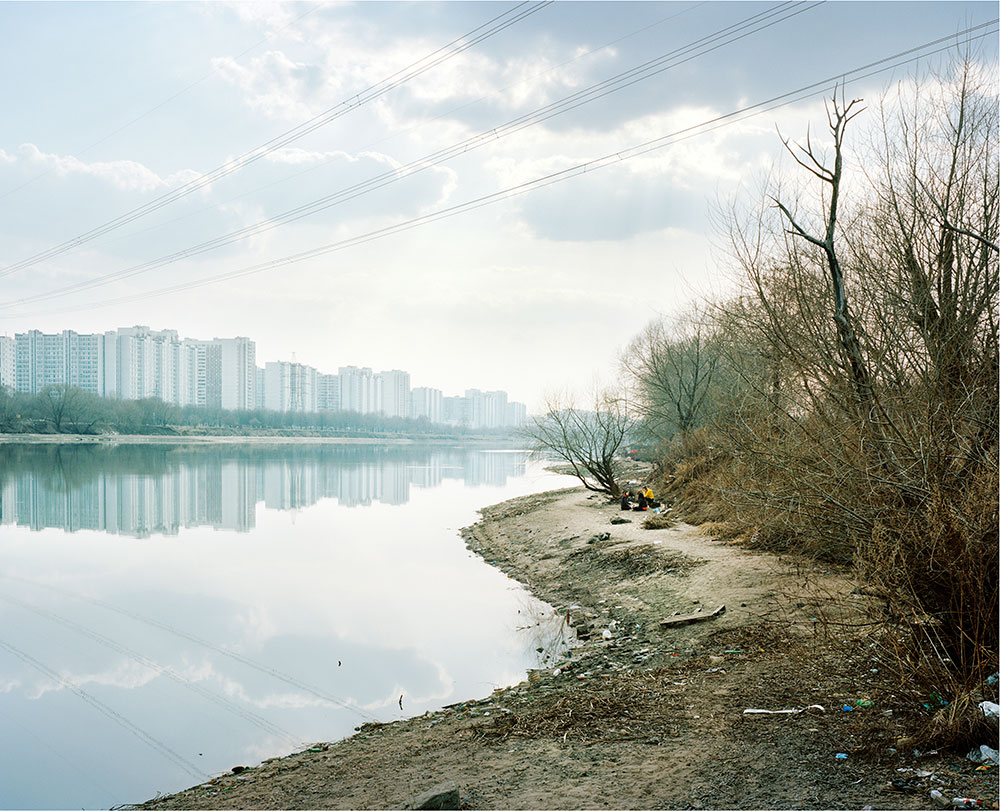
[0, 1, 995, 410]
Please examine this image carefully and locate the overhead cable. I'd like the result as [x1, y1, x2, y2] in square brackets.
[0, 1, 817, 307]
[0, 1, 552, 277]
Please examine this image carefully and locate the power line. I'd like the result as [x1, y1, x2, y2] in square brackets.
[0, 637, 208, 780]
[86, 1, 710, 255]
[0, 1, 818, 308]
[4, 21, 995, 318]
[0, 1, 552, 277]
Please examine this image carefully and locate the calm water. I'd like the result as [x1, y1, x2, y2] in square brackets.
[0, 443, 578, 810]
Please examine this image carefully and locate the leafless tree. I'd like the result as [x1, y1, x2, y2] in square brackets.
[622, 309, 721, 441]
[526, 390, 635, 497]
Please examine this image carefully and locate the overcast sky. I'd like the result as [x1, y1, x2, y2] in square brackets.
[0, 1, 995, 409]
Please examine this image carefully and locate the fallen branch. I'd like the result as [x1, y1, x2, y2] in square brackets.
[659, 604, 725, 628]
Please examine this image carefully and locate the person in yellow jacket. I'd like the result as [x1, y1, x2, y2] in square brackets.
[643, 486, 654, 501]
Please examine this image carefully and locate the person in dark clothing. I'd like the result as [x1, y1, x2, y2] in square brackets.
[620, 491, 632, 511]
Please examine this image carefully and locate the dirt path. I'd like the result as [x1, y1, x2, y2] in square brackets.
[139, 489, 998, 810]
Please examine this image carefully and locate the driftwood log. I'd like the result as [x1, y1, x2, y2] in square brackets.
[659, 604, 725, 629]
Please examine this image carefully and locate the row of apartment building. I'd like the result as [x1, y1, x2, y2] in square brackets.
[0, 327, 527, 428]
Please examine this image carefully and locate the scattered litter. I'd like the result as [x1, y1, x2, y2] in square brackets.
[950, 799, 983, 809]
[966, 745, 999, 767]
[978, 700, 999, 719]
[743, 705, 825, 716]
[835, 753, 848, 759]
[891, 780, 920, 792]
[601, 628, 613, 640]
[842, 705, 854, 712]
[855, 699, 875, 707]
[931, 790, 951, 808]
[986, 673, 999, 686]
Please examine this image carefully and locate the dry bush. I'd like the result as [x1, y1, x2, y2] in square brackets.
[641, 513, 674, 529]
[640, 64, 998, 748]
[855, 462, 999, 747]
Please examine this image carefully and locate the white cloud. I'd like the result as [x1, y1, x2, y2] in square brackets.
[212, 50, 328, 121]
[16, 144, 199, 193]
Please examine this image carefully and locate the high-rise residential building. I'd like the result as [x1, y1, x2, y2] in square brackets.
[338, 366, 374, 414]
[411, 386, 443, 423]
[506, 401, 527, 427]
[0, 336, 14, 390]
[264, 361, 317, 413]
[15, 329, 106, 395]
[2, 324, 527, 427]
[178, 339, 210, 407]
[376, 370, 410, 419]
[255, 367, 266, 410]
[215, 336, 255, 411]
[442, 395, 466, 427]
[105, 326, 179, 402]
[317, 373, 340, 412]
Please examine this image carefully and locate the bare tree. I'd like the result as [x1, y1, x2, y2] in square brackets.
[526, 390, 635, 497]
[34, 385, 104, 434]
[622, 309, 721, 441]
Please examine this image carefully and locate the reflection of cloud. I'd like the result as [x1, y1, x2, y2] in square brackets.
[27, 659, 159, 700]
[0, 677, 21, 693]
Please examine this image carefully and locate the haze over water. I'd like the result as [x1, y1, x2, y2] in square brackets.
[0, 443, 577, 810]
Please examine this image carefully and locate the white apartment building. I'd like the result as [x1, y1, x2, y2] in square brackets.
[316, 373, 340, 412]
[8, 326, 254, 410]
[338, 366, 374, 414]
[410, 386, 443, 423]
[15, 329, 106, 395]
[376, 370, 410, 419]
[0, 336, 14, 390]
[264, 361, 317, 413]
[216, 337, 255, 411]
[3, 325, 529, 426]
[506, 401, 527, 427]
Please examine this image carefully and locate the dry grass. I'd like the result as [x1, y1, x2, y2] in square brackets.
[567, 544, 703, 577]
[470, 670, 685, 743]
[641, 513, 674, 529]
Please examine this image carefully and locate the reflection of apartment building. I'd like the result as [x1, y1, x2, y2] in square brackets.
[0, 448, 530, 536]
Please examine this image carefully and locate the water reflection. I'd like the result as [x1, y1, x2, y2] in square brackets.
[0, 444, 576, 809]
[0, 444, 526, 536]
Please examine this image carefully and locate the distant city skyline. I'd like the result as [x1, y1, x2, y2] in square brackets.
[0, 324, 528, 427]
[0, 3, 994, 408]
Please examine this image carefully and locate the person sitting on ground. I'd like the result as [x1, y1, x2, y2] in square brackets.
[620, 491, 632, 511]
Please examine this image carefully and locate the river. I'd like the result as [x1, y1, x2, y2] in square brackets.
[0, 442, 577, 809]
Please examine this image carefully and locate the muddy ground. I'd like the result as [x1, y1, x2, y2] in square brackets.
[138, 488, 999, 810]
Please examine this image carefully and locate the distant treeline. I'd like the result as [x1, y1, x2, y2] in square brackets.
[0, 384, 515, 438]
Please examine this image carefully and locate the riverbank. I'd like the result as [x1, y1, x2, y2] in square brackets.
[138, 488, 998, 810]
